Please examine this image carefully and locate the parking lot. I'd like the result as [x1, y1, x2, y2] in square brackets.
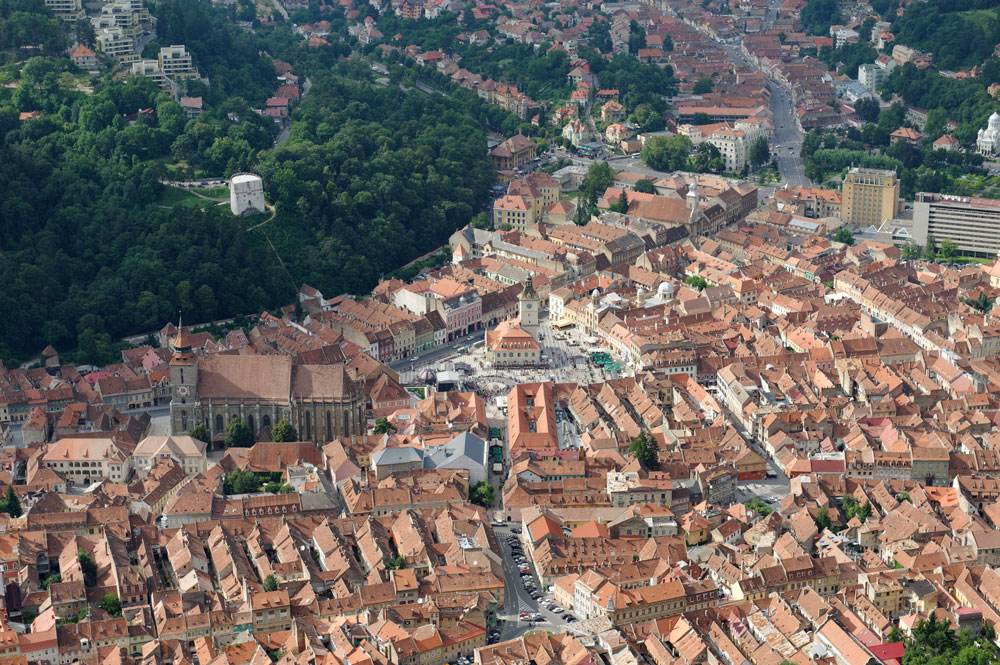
[491, 522, 575, 642]
[735, 478, 791, 505]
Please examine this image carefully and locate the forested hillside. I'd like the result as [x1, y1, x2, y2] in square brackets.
[256, 70, 496, 295]
[890, 0, 1000, 71]
[0, 0, 507, 364]
[0, 0, 64, 53]
[0, 73, 291, 363]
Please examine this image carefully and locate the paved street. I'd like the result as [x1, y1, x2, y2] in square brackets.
[492, 522, 573, 642]
[767, 81, 809, 187]
[390, 330, 486, 379]
[274, 77, 312, 147]
[716, 42, 809, 188]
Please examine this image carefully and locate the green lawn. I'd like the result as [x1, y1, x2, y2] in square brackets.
[960, 8, 998, 29]
[158, 186, 225, 210]
[193, 186, 230, 198]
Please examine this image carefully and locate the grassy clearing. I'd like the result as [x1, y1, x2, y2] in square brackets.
[193, 186, 229, 198]
[960, 8, 998, 29]
[158, 186, 223, 210]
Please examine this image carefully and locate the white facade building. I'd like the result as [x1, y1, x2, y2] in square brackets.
[977, 112, 1000, 156]
[230, 174, 266, 215]
[707, 120, 770, 172]
[858, 63, 885, 91]
[96, 27, 137, 64]
[133, 435, 208, 476]
[158, 44, 198, 79]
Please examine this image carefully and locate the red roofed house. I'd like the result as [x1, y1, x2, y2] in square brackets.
[525, 511, 563, 547]
[275, 84, 300, 101]
[933, 134, 960, 151]
[507, 382, 557, 458]
[265, 96, 289, 121]
[890, 127, 922, 146]
[69, 44, 98, 68]
[179, 96, 202, 118]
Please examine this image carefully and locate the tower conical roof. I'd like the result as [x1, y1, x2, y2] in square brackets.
[518, 276, 538, 301]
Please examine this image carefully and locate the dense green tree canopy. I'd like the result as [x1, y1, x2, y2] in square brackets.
[0, 0, 65, 54]
[470, 480, 495, 507]
[99, 594, 122, 618]
[629, 431, 658, 470]
[800, 0, 841, 36]
[0, 486, 21, 518]
[373, 417, 396, 435]
[890, 0, 1000, 71]
[641, 135, 692, 171]
[188, 424, 210, 444]
[225, 417, 254, 448]
[270, 419, 298, 442]
[257, 73, 496, 295]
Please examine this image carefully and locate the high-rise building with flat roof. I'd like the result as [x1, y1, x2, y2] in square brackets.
[841, 167, 900, 228]
[913, 192, 1000, 256]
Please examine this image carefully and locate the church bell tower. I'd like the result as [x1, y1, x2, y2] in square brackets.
[169, 319, 198, 434]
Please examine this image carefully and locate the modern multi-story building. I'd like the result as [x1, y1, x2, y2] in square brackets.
[858, 63, 887, 91]
[913, 192, 1000, 256]
[158, 45, 198, 80]
[841, 167, 900, 227]
[44, 0, 84, 21]
[95, 0, 141, 36]
[96, 28, 138, 64]
[131, 59, 168, 88]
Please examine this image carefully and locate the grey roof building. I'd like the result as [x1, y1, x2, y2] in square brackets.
[423, 432, 489, 485]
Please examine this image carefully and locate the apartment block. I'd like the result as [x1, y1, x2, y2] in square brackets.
[913, 192, 1000, 256]
[44, 0, 85, 21]
[707, 120, 770, 173]
[158, 44, 198, 79]
[840, 167, 899, 227]
[858, 63, 886, 91]
[96, 28, 138, 64]
[132, 59, 169, 89]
